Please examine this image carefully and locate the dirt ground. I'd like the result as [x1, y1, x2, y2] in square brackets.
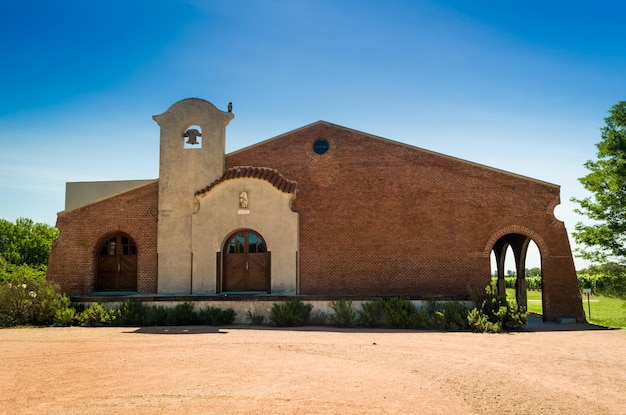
[1, 324, 625, 415]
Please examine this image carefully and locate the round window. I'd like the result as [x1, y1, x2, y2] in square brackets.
[313, 138, 329, 154]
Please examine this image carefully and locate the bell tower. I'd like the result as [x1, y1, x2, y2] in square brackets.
[152, 98, 234, 293]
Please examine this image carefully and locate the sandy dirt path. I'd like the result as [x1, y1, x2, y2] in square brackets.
[1, 326, 625, 414]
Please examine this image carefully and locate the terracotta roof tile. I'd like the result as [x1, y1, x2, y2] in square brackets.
[195, 166, 297, 196]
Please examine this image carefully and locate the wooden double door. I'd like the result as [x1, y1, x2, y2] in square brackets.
[96, 233, 137, 292]
[222, 230, 270, 292]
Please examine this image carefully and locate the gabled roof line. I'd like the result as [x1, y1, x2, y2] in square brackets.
[59, 180, 158, 216]
[227, 120, 560, 189]
[195, 166, 297, 196]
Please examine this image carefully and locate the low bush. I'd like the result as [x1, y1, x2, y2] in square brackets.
[328, 299, 357, 328]
[53, 306, 79, 327]
[116, 300, 236, 326]
[269, 299, 312, 326]
[246, 310, 266, 325]
[79, 303, 117, 327]
[197, 306, 236, 325]
[0, 278, 70, 327]
[116, 299, 145, 326]
[432, 300, 470, 331]
[468, 282, 527, 333]
[143, 304, 169, 326]
[382, 297, 426, 329]
[358, 299, 386, 328]
[167, 302, 197, 325]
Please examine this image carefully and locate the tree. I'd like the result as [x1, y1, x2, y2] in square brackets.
[577, 262, 626, 298]
[0, 218, 58, 267]
[572, 101, 626, 263]
[526, 267, 541, 278]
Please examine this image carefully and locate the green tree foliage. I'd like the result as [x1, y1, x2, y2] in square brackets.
[526, 267, 541, 278]
[572, 101, 626, 263]
[0, 218, 58, 267]
[577, 262, 626, 298]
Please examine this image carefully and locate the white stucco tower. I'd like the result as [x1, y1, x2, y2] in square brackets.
[152, 98, 234, 293]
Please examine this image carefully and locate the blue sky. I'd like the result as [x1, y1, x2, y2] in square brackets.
[1, 0, 625, 269]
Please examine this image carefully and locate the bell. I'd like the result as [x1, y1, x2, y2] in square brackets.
[184, 128, 201, 145]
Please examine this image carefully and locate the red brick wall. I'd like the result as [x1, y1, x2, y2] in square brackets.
[48, 121, 584, 321]
[227, 122, 584, 320]
[47, 182, 158, 295]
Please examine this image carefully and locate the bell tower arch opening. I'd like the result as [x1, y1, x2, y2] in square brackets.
[183, 125, 203, 149]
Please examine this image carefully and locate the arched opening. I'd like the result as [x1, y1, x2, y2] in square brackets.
[183, 124, 203, 149]
[221, 229, 271, 293]
[490, 233, 542, 310]
[95, 233, 137, 292]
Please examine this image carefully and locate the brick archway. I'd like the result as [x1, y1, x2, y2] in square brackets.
[485, 226, 548, 310]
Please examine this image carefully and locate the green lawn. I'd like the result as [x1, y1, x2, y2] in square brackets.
[505, 288, 542, 314]
[505, 288, 626, 328]
[580, 294, 626, 328]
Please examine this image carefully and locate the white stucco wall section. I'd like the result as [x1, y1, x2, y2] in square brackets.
[191, 178, 299, 294]
[65, 180, 157, 210]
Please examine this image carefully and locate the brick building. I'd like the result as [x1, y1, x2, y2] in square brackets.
[47, 98, 585, 321]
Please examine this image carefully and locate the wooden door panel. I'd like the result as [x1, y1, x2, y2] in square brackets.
[98, 271, 117, 291]
[224, 255, 246, 291]
[99, 256, 117, 273]
[97, 256, 117, 291]
[96, 235, 138, 292]
[247, 254, 267, 291]
[222, 231, 270, 293]
[119, 255, 137, 290]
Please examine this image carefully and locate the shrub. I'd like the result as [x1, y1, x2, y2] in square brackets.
[467, 308, 502, 333]
[526, 276, 542, 290]
[432, 300, 470, 331]
[468, 282, 527, 333]
[246, 310, 266, 325]
[142, 304, 169, 326]
[85, 301, 236, 327]
[269, 299, 312, 327]
[166, 302, 197, 325]
[328, 299, 357, 328]
[116, 299, 145, 326]
[0, 282, 38, 326]
[0, 278, 70, 326]
[54, 306, 79, 327]
[358, 299, 386, 328]
[197, 306, 236, 325]
[79, 303, 117, 327]
[381, 297, 419, 329]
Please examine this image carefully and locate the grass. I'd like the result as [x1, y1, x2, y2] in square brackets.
[580, 293, 626, 328]
[505, 288, 542, 314]
[506, 288, 626, 328]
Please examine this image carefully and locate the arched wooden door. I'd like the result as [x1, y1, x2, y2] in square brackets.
[222, 230, 270, 292]
[96, 233, 137, 292]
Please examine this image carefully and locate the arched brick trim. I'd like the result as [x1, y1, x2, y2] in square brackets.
[195, 166, 297, 196]
[483, 225, 550, 258]
[546, 197, 560, 218]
